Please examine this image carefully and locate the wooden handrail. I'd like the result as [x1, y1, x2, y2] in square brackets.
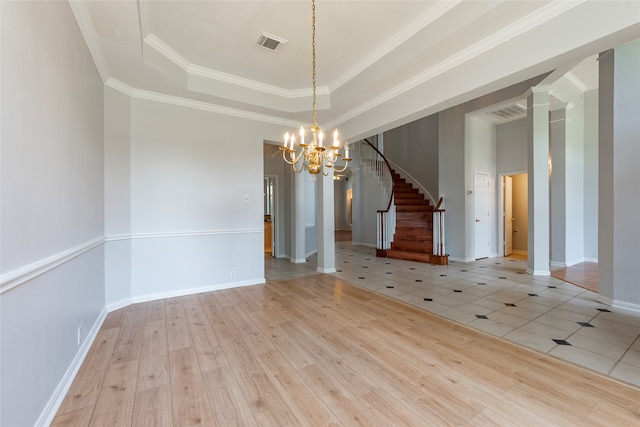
[363, 138, 394, 214]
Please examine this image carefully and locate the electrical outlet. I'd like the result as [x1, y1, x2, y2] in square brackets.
[243, 194, 250, 203]
[230, 270, 236, 279]
[77, 325, 83, 345]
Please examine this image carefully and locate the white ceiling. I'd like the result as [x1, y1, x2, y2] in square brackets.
[74, 0, 640, 139]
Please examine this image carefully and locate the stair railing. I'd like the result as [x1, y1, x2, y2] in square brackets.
[386, 160, 437, 207]
[360, 139, 395, 254]
[433, 197, 446, 257]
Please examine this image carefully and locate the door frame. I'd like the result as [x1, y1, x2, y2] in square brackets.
[264, 174, 279, 257]
[473, 171, 491, 259]
[498, 171, 526, 257]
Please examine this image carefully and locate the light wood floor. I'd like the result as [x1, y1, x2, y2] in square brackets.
[551, 261, 599, 293]
[53, 275, 639, 426]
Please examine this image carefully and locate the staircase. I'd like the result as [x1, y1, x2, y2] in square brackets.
[359, 138, 447, 265]
[386, 172, 434, 263]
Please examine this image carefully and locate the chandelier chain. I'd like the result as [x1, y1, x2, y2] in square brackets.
[311, 0, 317, 127]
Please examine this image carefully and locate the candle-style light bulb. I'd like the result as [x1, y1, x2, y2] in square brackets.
[318, 131, 324, 147]
[345, 143, 349, 158]
[284, 132, 290, 148]
[333, 129, 339, 147]
[299, 126, 305, 145]
[290, 134, 295, 150]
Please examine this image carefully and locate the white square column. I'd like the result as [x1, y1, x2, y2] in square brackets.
[526, 87, 551, 275]
[316, 170, 336, 273]
[290, 170, 307, 263]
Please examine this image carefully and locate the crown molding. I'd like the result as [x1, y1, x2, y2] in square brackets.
[68, 0, 110, 82]
[144, 33, 330, 100]
[563, 71, 587, 92]
[329, 0, 462, 92]
[105, 78, 301, 127]
[325, 1, 585, 129]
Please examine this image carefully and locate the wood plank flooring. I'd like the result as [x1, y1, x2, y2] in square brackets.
[551, 261, 599, 293]
[53, 275, 639, 426]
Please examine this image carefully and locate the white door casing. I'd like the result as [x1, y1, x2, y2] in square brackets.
[505, 175, 513, 256]
[474, 172, 490, 259]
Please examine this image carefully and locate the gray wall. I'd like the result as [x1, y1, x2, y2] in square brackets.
[384, 114, 439, 202]
[439, 76, 547, 261]
[496, 118, 527, 174]
[599, 41, 640, 308]
[1, 3, 105, 426]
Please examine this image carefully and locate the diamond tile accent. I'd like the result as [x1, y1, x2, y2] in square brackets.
[528, 293, 539, 297]
[415, 279, 422, 283]
[476, 315, 488, 319]
[597, 308, 611, 313]
[453, 290, 462, 293]
[553, 339, 571, 346]
[577, 322, 594, 327]
[358, 277, 365, 279]
[440, 274, 447, 277]
[461, 269, 468, 272]
[386, 285, 394, 289]
[424, 298, 433, 302]
[386, 272, 392, 274]
[548, 285, 557, 289]
[477, 282, 487, 285]
[504, 303, 517, 307]
[498, 276, 507, 279]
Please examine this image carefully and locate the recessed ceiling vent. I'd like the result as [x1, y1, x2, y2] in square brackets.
[487, 103, 527, 121]
[257, 32, 287, 53]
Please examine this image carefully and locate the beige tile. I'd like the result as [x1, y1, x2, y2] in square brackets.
[503, 329, 556, 353]
[575, 327, 638, 348]
[590, 317, 640, 338]
[499, 306, 543, 321]
[533, 314, 583, 334]
[545, 308, 594, 323]
[567, 333, 628, 360]
[489, 311, 530, 328]
[549, 345, 617, 375]
[438, 309, 478, 324]
[472, 297, 509, 311]
[609, 362, 640, 388]
[468, 319, 515, 337]
[520, 321, 572, 340]
[621, 349, 640, 368]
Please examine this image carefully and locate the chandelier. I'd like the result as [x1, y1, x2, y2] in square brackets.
[280, 0, 351, 177]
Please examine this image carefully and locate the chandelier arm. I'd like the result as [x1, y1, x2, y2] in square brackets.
[292, 160, 305, 174]
[333, 162, 350, 173]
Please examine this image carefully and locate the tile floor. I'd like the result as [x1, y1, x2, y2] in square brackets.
[265, 242, 640, 389]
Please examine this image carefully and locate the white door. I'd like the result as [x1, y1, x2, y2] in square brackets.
[504, 176, 513, 256]
[474, 172, 490, 259]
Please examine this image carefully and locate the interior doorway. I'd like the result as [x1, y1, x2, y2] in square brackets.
[500, 173, 528, 257]
[264, 175, 277, 256]
[474, 171, 490, 259]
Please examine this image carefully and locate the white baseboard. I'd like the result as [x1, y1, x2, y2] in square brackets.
[612, 300, 640, 315]
[526, 268, 550, 276]
[448, 256, 474, 263]
[35, 306, 108, 427]
[551, 258, 599, 268]
[290, 258, 307, 264]
[317, 267, 337, 274]
[130, 278, 266, 305]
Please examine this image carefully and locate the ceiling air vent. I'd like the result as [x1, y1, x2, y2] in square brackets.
[487, 103, 527, 121]
[256, 32, 287, 53]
